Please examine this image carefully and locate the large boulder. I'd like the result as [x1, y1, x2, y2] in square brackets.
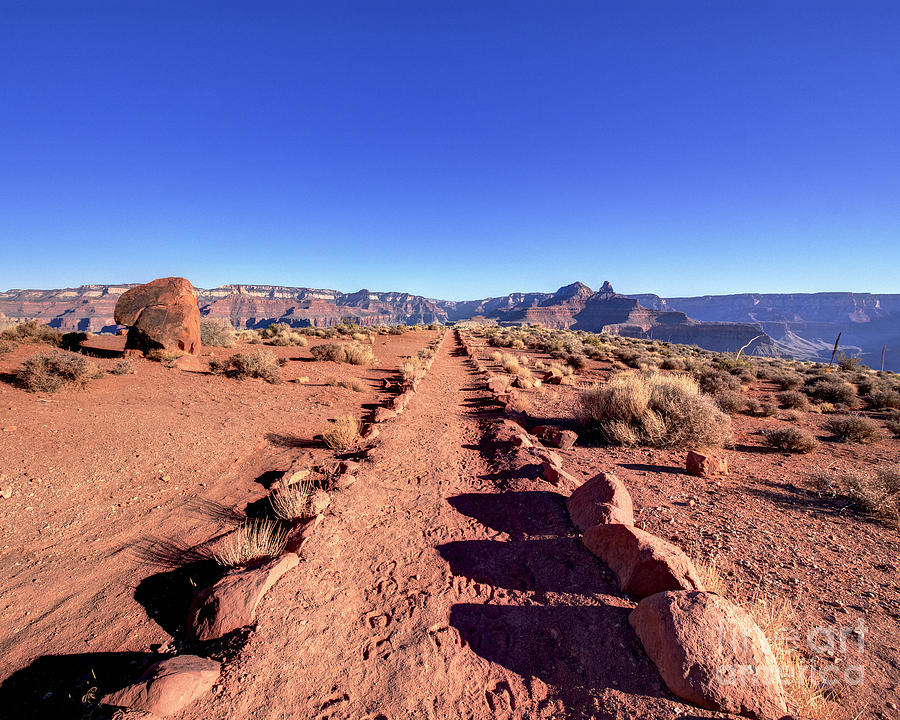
[583, 524, 704, 597]
[630, 591, 788, 719]
[114, 277, 202, 355]
[566, 472, 634, 531]
[100, 654, 220, 717]
[189, 553, 298, 641]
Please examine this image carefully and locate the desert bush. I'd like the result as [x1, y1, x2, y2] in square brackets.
[111, 359, 134, 375]
[578, 371, 732, 448]
[17, 351, 101, 392]
[489, 350, 502, 362]
[566, 353, 588, 370]
[819, 466, 900, 526]
[322, 414, 360, 452]
[715, 389, 747, 414]
[762, 427, 818, 453]
[695, 367, 741, 395]
[777, 390, 810, 410]
[501, 354, 520, 374]
[0, 320, 62, 346]
[209, 350, 282, 384]
[199, 320, 236, 347]
[310, 342, 375, 365]
[886, 411, 900, 437]
[660, 356, 686, 371]
[771, 370, 804, 391]
[743, 397, 762, 415]
[327, 377, 366, 392]
[835, 352, 863, 372]
[825, 415, 882, 443]
[0, 339, 16, 355]
[759, 402, 779, 417]
[805, 377, 856, 405]
[269, 479, 316, 521]
[398, 359, 422, 384]
[212, 519, 288, 567]
[860, 380, 900, 410]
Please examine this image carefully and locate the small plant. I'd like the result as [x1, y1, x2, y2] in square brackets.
[886, 410, 900, 437]
[147, 348, 185, 363]
[0, 320, 62, 346]
[209, 350, 282, 384]
[762, 427, 818, 453]
[327, 377, 367, 392]
[269, 479, 316, 521]
[398, 358, 422, 384]
[310, 342, 376, 365]
[818, 466, 900, 526]
[489, 350, 502, 362]
[501, 353, 520, 374]
[17, 351, 101, 392]
[322, 414, 360, 452]
[110, 359, 134, 375]
[579, 371, 732, 449]
[759, 402, 779, 417]
[715, 389, 747, 414]
[0, 339, 16, 355]
[212, 519, 288, 567]
[777, 390, 809, 410]
[199, 319, 237, 347]
[805, 377, 857, 406]
[825, 415, 882, 443]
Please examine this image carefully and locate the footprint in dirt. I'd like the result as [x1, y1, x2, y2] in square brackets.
[485, 679, 517, 717]
[365, 610, 391, 630]
[427, 623, 460, 652]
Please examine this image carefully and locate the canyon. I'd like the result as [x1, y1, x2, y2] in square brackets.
[1, 281, 898, 369]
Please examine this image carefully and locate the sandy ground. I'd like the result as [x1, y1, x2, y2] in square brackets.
[0, 330, 897, 719]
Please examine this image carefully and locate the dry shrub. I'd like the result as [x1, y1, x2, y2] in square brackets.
[763, 427, 818, 453]
[17, 351, 101, 392]
[0, 320, 62, 346]
[209, 350, 282, 384]
[845, 466, 900, 525]
[398, 359, 422, 383]
[715, 389, 747, 414]
[489, 350, 502, 362]
[501, 353, 520, 374]
[147, 348, 185, 363]
[825, 415, 882, 443]
[0, 339, 16, 355]
[693, 558, 727, 595]
[886, 411, 900, 437]
[199, 319, 236, 347]
[310, 342, 375, 365]
[322, 414, 360, 452]
[777, 390, 810, 410]
[771, 370, 804, 391]
[269, 479, 316, 521]
[579, 371, 732, 449]
[327, 377, 366, 392]
[212, 519, 287, 567]
[111, 359, 134, 375]
[759, 402, 779, 417]
[743, 591, 834, 719]
[806, 377, 857, 406]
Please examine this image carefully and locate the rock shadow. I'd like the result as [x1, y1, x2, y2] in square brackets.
[449, 603, 663, 719]
[447, 490, 571, 539]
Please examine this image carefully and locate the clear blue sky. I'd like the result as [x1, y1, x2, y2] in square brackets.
[1, 1, 898, 300]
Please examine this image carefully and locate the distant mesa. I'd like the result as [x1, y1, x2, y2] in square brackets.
[1, 278, 898, 369]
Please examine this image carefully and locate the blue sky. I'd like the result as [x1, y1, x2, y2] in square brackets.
[1, 1, 898, 300]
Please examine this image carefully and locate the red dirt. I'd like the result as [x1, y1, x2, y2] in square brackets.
[1, 331, 897, 719]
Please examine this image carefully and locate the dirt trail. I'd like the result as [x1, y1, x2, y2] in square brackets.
[189, 335, 691, 720]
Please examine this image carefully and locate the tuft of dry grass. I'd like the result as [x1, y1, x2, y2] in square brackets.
[579, 371, 732, 448]
[841, 466, 900, 525]
[489, 350, 502, 362]
[763, 426, 818, 453]
[322, 414, 360, 452]
[327, 377, 367, 392]
[111, 359, 134, 375]
[269, 479, 316, 521]
[17, 351, 102, 392]
[501, 353, 520, 374]
[693, 557, 727, 595]
[208, 350, 282, 384]
[212, 519, 288, 567]
[310, 342, 375, 365]
[398, 358, 422, 384]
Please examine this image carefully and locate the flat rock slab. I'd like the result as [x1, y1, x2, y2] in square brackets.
[189, 553, 299, 641]
[630, 591, 788, 720]
[583, 524, 704, 597]
[101, 654, 220, 717]
[566, 472, 634, 531]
